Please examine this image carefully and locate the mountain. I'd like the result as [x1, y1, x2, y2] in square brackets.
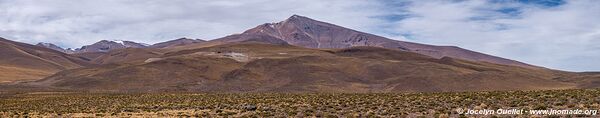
[211, 15, 535, 68]
[0, 37, 92, 83]
[149, 38, 206, 48]
[73, 40, 148, 53]
[29, 43, 586, 92]
[35, 43, 75, 54]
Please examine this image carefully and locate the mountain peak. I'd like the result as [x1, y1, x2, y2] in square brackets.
[112, 40, 126, 45]
[174, 37, 194, 41]
[96, 40, 128, 45]
[36, 42, 55, 47]
[74, 40, 148, 53]
[289, 14, 303, 19]
[36, 42, 74, 54]
[242, 14, 327, 35]
[284, 14, 315, 23]
[148, 37, 206, 48]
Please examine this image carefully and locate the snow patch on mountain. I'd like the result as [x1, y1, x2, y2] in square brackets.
[112, 40, 125, 45]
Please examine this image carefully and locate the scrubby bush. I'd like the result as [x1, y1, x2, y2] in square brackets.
[0, 89, 598, 117]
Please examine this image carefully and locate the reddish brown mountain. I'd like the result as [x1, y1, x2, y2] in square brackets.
[29, 43, 588, 92]
[215, 15, 535, 68]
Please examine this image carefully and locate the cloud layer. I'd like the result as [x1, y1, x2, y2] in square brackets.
[0, 0, 598, 71]
[379, 0, 600, 71]
[0, 0, 387, 48]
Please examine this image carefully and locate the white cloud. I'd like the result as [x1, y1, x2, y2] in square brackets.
[0, 0, 387, 48]
[383, 0, 600, 71]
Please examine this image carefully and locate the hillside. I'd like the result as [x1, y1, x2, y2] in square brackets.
[29, 43, 583, 92]
[0, 38, 92, 82]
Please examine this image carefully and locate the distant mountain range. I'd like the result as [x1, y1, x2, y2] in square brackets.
[2, 15, 599, 92]
[37, 38, 205, 54]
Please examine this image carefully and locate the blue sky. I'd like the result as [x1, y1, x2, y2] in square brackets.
[0, 0, 599, 71]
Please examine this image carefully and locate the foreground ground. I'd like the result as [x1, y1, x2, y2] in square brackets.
[1, 89, 599, 117]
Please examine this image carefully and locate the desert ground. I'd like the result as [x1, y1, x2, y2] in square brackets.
[1, 89, 599, 117]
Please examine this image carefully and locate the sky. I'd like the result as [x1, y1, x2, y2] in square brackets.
[0, 0, 598, 71]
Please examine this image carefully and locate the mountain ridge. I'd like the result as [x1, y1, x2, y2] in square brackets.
[149, 38, 206, 48]
[37, 38, 210, 53]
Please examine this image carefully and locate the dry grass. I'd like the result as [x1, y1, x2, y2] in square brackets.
[1, 89, 599, 117]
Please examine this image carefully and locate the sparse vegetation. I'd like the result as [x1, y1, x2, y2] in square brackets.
[1, 89, 599, 117]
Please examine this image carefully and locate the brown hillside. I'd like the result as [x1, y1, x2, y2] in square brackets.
[0, 38, 92, 82]
[91, 48, 163, 64]
[29, 43, 586, 92]
[71, 52, 107, 61]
